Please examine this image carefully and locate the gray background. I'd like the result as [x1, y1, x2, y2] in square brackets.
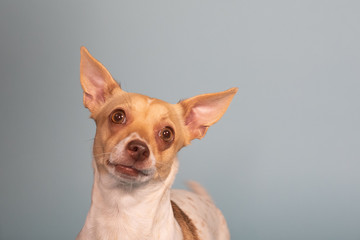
[0, 0, 359, 239]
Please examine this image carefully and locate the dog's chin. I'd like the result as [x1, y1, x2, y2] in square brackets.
[106, 162, 155, 186]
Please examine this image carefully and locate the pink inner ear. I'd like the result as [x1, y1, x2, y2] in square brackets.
[185, 105, 213, 126]
[181, 87, 237, 140]
[185, 102, 224, 138]
[82, 59, 107, 103]
[186, 99, 225, 124]
[185, 107, 207, 137]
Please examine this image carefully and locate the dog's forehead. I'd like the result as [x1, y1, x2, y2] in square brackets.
[100, 92, 179, 122]
[130, 94, 169, 113]
[129, 93, 175, 118]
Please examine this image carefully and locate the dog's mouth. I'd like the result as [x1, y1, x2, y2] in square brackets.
[107, 160, 152, 177]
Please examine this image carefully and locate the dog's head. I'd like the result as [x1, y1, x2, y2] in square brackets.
[80, 47, 237, 186]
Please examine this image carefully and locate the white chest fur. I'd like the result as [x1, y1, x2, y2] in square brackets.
[77, 159, 183, 240]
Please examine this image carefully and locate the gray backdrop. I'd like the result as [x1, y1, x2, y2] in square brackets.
[0, 1, 359, 239]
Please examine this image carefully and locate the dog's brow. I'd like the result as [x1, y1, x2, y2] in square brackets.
[156, 109, 175, 121]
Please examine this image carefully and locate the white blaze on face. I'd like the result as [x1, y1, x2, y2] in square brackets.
[146, 97, 155, 105]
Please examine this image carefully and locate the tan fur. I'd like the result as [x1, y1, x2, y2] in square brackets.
[77, 47, 237, 240]
[91, 91, 187, 181]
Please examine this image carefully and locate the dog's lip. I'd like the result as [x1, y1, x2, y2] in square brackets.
[114, 164, 141, 177]
[107, 161, 151, 177]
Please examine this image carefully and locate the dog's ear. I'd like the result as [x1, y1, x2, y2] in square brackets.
[80, 46, 121, 113]
[179, 88, 238, 141]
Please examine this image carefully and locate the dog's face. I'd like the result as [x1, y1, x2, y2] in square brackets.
[80, 47, 237, 186]
[91, 90, 187, 185]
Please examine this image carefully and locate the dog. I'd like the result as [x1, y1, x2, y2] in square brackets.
[76, 47, 238, 240]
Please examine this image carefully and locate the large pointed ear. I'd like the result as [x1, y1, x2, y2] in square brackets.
[80, 46, 121, 113]
[179, 87, 238, 141]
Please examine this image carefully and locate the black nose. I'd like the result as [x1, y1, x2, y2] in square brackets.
[126, 140, 150, 162]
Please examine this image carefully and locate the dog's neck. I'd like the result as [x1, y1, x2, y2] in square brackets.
[79, 158, 182, 240]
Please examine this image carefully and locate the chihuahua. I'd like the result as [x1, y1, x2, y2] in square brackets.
[76, 47, 237, 240]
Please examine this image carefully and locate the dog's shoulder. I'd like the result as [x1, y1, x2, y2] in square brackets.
[170, 188, 230, 240]
[171, 200, 200, 240]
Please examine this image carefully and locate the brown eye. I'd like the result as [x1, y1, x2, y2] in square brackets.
[159, 127, 174, 142]
[111, 109, 126, 124]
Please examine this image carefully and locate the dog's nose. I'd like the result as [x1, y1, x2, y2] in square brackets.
[126, 140, 150, 162]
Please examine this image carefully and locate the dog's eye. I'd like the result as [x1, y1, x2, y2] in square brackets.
[111, 109, 126, 124]
[159, 127, 174, 142]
